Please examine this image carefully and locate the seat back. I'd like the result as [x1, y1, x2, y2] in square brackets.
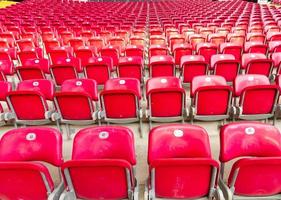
[0, 127, 63, 200]
[101, 78, 140, 119]
[50, 64, 78, 86]
[220, 122, 281, 196]
[7, 91, 48, 120]
[149, 55, 175, 77]
[62, 126, 135, 199]
[147, 77, 185, 117]
[214, 60, 240, 82]
[148, 124, 218, 199]
[16, 66, 45, 81]
[173, 44, 192, 65]
[100, 47, 119, 66]
[0, 81, 12, 101]
[55, 92, 94, 120]
[84, 57, 112, 85]
[74, 47, 95, 67]
[246, 59, 273, 77]
[117, 56, 143, 82]
[197, 44, 217, 63]
[61, 79, 98, 101]
[239, 85, 279, 115]
[194, 85, 232, 115]
[17, 79, 54, 101]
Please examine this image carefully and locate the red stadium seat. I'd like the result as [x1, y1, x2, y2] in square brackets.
[61, 126, 138, 199]
[146, 77, 186, 129]
[0, 127, 64, 200]
[242, 53, 273, 77]
[211, 54, 240, 83]
[50, 57, 81, 86]
[149, 55, 175, 77]
[84, 56, 112, 86]
[6, 79, 58, 127]
[219, 122, 281, 199]
[180, 55, 208, 84]
[196, 42, 218, 63]
[190, 75, 232, 122]
[100, 78, 143, 137]
[146, 124, 222, 199]
[233, 75, 279, 123]
[117, 56, 143, 83]
[173, 43, 192, 66]
[54, 79, 98, 138]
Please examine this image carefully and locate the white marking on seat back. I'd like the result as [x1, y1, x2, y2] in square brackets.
[173, 129, 184, 137]
[26, 133, 36, 141]
[245, 127, 255, 135]
[99, 131, 109, 139]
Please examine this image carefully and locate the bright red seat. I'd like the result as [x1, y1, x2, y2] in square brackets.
[149, 55, 175, 77]
[220, 42, 243, 61]
[100, 45, 119, 69]
[54, 79, 98, 138]
[74, 46, 96, 67]
[173, 43, 192, 66]
[190, 75, 232, 122]
[61, 126, 137, 199]
[0, 127, 63, 199]
[196, 42, 218, 63]
[233, 75, 278, 122]
[149, 45, 169, 58]
[241, 53, 273, 77]
[211, 54, 240, 83]
[50, 57, 81, 86]
[146, 77, 186, 129]
[100, 78, 143, 137]
[244, 41, 268, 54]
[117, 56, 143, 83]
[219, 122, 281, 199]
[6, 79, 57, 127]
[84, 56, 112, 86]
[146, 124, 222, 199]
[180, 55, 208, 84]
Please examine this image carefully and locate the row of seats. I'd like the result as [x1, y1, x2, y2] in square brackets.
[0, 122, 280, 200]
[1, 0, 281, 89]
[0, 74, 279, 138]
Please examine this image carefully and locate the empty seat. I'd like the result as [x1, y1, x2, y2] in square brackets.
[48, 47, 73, 65]
[190, 75, 232, 122]
[146, 77, 186, 129]
[74, 46, 96, 67]
[241, 53, 273, 77]
[0, 127, 64, 200]
[100, 45, 119, 69]
[149, 45, 169, 58]
[220, 42, 243, 61]
[180, 55, 208, 84]
[173, 43, 192, 66]
[125, 45, 144, 58]
[84, 56, 112, 86]
[233, 75, 279, 123]
[219, 122, 281, 199]
[196, 43, 218, 63]
[244, 41, 267, 54]
[210, 54, 240, 83]
[6, 79, 58, 127]
[60, 126, 138, 200]
[146, 124, 222, 199]
[149, 55, 175, 77]
[100, 78, 143, 137]
[50, 57, 82, 87]
[117, 56, 143, 83]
